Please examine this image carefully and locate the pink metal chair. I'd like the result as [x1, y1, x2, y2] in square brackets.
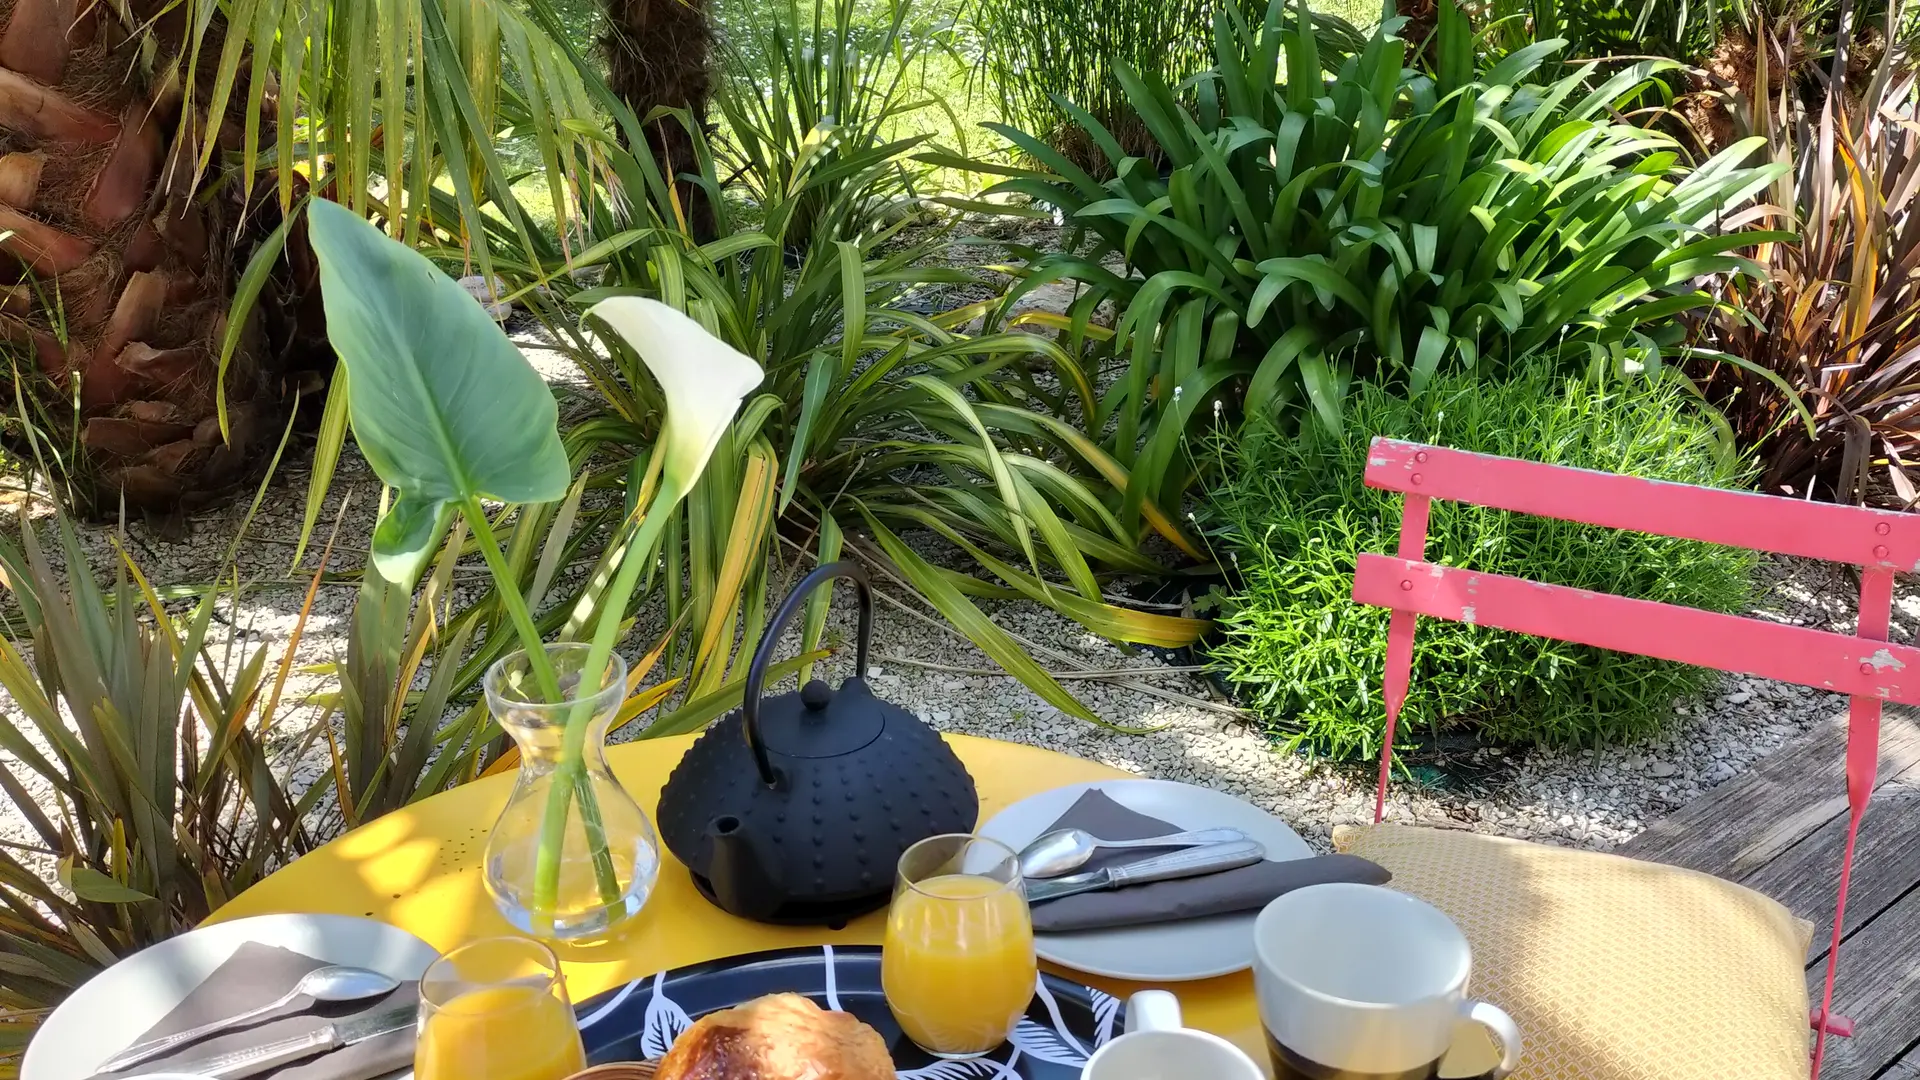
[1349, 437, 1920, 1076]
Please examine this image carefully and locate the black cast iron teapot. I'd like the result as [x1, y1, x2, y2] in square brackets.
[655, 561, 979, 924]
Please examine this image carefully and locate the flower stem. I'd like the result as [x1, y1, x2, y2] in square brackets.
[530, 485, 681, 921]
[461, 498, 561, 701]
[464, 497, 621, 919]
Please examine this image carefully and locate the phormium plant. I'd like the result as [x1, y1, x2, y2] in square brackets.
[1685, 4, 1920, 505]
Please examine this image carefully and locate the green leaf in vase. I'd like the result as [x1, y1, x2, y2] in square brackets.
[307, 198, 571, 587]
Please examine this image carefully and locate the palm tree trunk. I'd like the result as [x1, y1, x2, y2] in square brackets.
[1399, 0, 1439, 62]
[0, 0, 303, 515]
[601, 0, 716, 239]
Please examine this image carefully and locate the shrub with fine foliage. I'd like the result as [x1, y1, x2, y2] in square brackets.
[1205, 372, 1757, 756]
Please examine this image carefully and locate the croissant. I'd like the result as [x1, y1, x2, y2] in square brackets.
[653, 992, 894, 1080]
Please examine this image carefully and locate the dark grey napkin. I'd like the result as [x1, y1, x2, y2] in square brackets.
[94, 942, 417, 1080]
[1027, 789, 1391, 933]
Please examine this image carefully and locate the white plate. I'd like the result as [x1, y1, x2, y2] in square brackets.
[979, 778, 1311, 982]
[24, 913, 438, 1080]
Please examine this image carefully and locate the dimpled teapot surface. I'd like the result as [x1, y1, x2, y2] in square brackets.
[656, 562, 979, 924]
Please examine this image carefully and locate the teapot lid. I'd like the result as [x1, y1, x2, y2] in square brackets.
[754, 676, 890, 761]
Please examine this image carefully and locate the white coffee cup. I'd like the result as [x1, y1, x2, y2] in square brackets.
[1253, 883, 1522, 1080]
[1079, 990, 1264, 1080]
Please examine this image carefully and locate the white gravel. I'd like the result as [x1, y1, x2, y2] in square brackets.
[0, 339, 1898, 874]
[794, 553, 1868, 852]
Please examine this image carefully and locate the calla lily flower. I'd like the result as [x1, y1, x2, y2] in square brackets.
[530, 297, 762, 921]
[584, 297, 764, 497]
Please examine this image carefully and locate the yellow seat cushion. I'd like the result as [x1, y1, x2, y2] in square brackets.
[1332, 823, 1813, 1080]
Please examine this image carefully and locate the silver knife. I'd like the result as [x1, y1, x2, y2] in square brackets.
[173, 1004, 417, 1080]
[1025, 840, 1266, 904]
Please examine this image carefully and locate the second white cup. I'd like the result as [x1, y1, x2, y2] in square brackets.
[1079, 990, 1263, 1080]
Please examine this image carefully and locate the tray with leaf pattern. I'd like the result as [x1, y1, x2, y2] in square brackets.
[574, 945, 1119, 1078]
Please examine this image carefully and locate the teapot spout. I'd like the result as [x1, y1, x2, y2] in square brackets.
[702, 815, 783, 921]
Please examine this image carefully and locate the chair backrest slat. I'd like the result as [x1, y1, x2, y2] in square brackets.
[1365, 439, 1920, 568]
[1355, 554, 1920, 704]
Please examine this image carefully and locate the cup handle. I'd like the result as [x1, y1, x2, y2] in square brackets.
[1124, 991, 1182, 1034]
[1463, 1000, 1522, 1079]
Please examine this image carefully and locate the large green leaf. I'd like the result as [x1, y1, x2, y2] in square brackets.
[307, 198, 571, 587]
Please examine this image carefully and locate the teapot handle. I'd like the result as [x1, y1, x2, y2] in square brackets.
[742, 561, 873, 787]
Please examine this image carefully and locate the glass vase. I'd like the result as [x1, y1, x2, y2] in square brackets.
[483, 643, 659, 940]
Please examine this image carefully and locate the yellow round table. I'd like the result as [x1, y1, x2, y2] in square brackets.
[213, 733, 1270, 1071]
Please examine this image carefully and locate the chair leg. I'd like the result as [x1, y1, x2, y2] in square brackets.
[1809, 806, 1865, 1079]
[1373, 493, 1431, 823]
[1813, 572, 1892, 1077]
[1374, 608, 1417, 823]
[1373, 710, 1397, 825]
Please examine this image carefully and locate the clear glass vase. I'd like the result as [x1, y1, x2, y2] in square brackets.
[482, 643, 660, 940]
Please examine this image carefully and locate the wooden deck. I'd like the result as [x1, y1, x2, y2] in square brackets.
[1621, 704, 1920, 1080]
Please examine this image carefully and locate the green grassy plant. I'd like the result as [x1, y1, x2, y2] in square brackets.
[968, 0, 1372, 173]
[967, 0, 1220, 171]
[1478, 0, 1902, 74]
[1204, 371, 1757, 756]
[0, 513, 319, 1051]
[717, 0, 951, 254]
[951, 0, 1784, 535]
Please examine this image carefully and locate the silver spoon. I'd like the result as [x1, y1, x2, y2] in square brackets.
[99, 965, 400, 1073]
[1018, 826, 1252, 879]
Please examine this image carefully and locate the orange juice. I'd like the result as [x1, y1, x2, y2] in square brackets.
[415, 983, 587, 1080]
[883, 872, 1037, 1055]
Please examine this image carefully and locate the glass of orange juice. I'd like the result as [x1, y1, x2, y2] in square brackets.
[416, 937, 586, 1080]
[882, 833, 1036, 1059]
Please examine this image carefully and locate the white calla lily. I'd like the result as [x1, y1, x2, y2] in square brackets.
[584, 296, 763, 495]
[530, 297, 762, 923]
